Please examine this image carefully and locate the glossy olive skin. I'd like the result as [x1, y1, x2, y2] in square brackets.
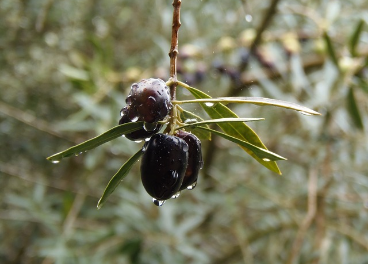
[141, 134, 188, 200]
[119, 107, 162, 141]
[119, 78, 171, 141]
[126, 78, 172, 123]
[175, 130, 203, 190]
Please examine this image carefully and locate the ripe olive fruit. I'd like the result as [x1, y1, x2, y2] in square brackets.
[119, 78, 172, 141]
[175, 130, 203, 190]
[125, 78, 172, 123]
[140, 133, 188, 200]
[119, 107, 162, 141]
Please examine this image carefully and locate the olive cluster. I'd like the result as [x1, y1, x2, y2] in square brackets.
[120, 79, 203, 205]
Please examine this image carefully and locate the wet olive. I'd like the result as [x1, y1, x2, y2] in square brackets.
[125, 78, 172, 123]
[140, 134, 188, 200]
[175, 130, 203, 190]
[119, 107, 162, 141]
[119, 78, 172, 141]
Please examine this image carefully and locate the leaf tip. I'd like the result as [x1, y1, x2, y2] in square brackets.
[97, 199, 103, 210]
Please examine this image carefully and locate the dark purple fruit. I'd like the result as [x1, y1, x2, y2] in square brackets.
[140, 134, 188, 200]
[119, 107, 162, 141]
[175, 130, 203, 190]
[119, 78, 172, 141]
[125, 78, 172, 123]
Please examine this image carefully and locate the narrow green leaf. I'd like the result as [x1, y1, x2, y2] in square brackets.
[47, 122, 144, 163]
[179, 109, 211, 140]
[177, 118, 265, 130]
[174, 97, 321, 116]
[195, 127, 287, 161]
[323, 31, 340, 69]
[178, 81, 282, 174]
[97, 149, 143, 209]
[346, 87, 364, 130]
[349, 19, 365, 57]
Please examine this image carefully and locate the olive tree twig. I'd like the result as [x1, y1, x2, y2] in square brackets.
[168, 0, 182, 101]
[286, 168, 318, 264]
[165, 0, 182, 134]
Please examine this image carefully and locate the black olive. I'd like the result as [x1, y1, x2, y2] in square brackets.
[140, 134, 188, 200]
[175, 130, 203, 190]
[119, 78, 172, 141]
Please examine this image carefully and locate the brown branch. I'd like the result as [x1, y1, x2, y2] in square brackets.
[286, 168, 318, 264]
[168, 0, 182, 100]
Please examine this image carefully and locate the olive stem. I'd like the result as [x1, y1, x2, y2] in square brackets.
[168, 0, 182, 100]
[165, 0, 182, 135]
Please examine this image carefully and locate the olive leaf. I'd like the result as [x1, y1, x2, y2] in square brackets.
[173, 97, 320, 116]
[177, 117, 265, 130]
[194, 127, 287, 161]
[179, 109, 211, 140]
[47, 122, 144, 163]
[97, 149, 143, 209]
[346, 87, 364, 130]
[323, 31, 340, 69]
[178, 81, 282, 174]
[349, 19, 365, 57]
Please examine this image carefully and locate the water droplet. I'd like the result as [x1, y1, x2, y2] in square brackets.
[205, 102, 214, 107]
[184, 118, 197, 124]
[134, 140, 142, 143]
[51, 160, 60, 164]
[245, 14, 253, 22]
[148, 96, 156, 104]
[122, 134, 126, 138]
[199, 161, 204, 169]
[298, 111, 312, 116]
[187, 181, 197, 190]
[142, 142, 149, 151]
[171, 192, 181, 199]
[153, 198, 166, 206]
[143, 122, 157, 132]
[125, 95, 132, 104]
[262, 158, 271, 162]
[131, 116, 139, 122]
[145, 137, 150, 142]
[182, 143, 189, 152]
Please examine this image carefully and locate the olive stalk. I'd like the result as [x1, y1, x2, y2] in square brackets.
[165, 0, 182, 134]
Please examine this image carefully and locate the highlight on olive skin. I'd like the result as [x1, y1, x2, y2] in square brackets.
[119, 78, 172, 141]
[175, 130, 203, 191]
[140, 133, 189, 203]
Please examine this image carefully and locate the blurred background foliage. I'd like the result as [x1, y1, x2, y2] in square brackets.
[1, 0, 368, 263]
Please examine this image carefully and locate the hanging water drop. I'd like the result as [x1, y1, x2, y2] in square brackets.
[199, 160, 204, 169]
[298, 111, 312, 116]
[51, 160, 60, 164]
[184, 118, 197, 124]
[152, 198, 166, 206]
[134, 140, 142, 143]
[205, 102, 214, 107]
[171, 192, 181, 199]
[143, 122, 157, 132]
[187, 181, 197, 190]
[262, 158, 271, 162]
